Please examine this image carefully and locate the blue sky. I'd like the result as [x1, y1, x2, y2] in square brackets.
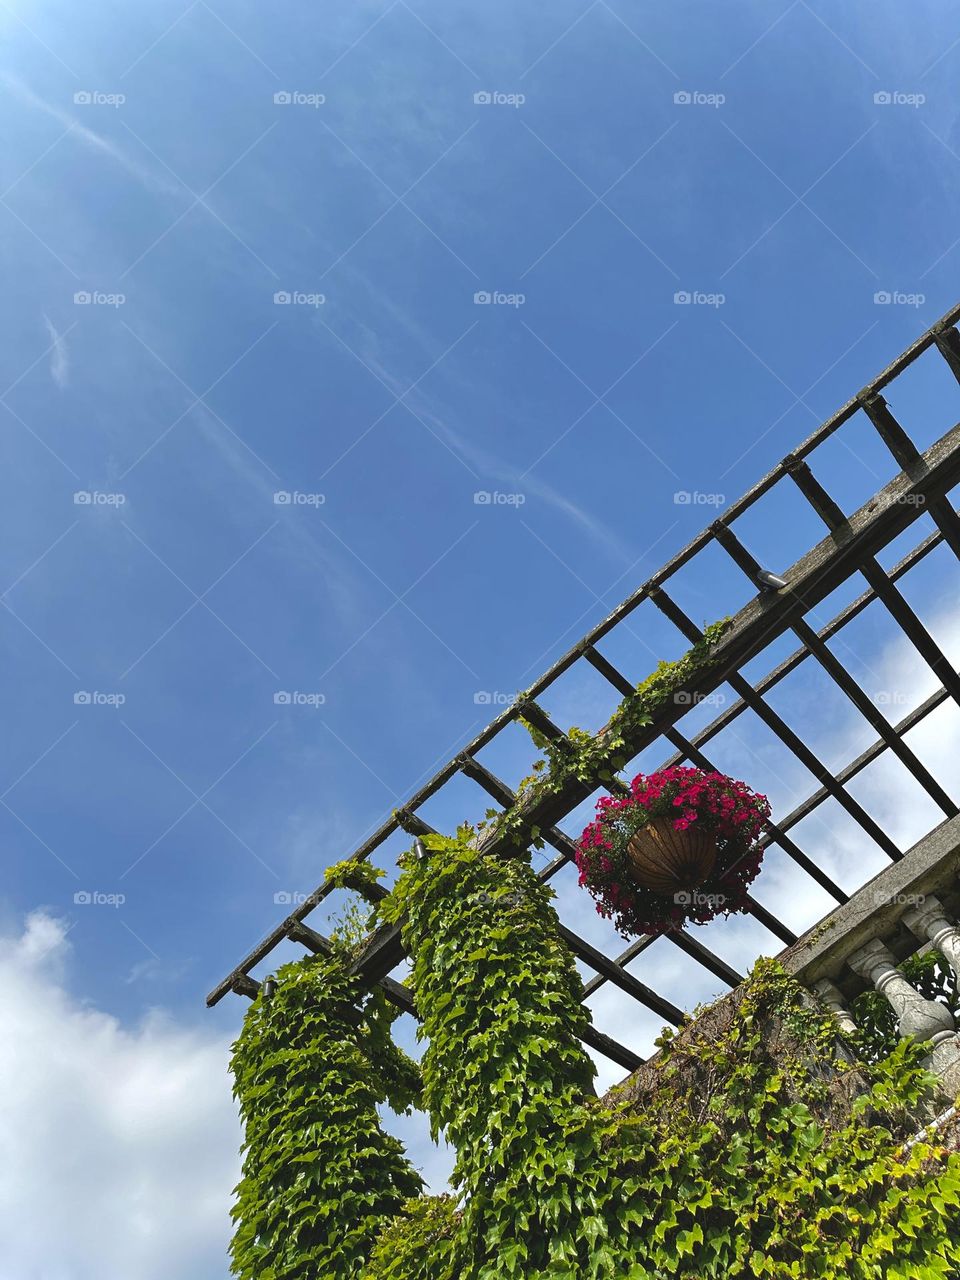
[3, 1, 960, 1276]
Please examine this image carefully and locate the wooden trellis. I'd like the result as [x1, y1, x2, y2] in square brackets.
[208, 304, 960, 1074]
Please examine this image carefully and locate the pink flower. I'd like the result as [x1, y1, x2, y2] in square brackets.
[577, 765, 769, 937]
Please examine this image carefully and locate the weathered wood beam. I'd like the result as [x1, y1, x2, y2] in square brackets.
[469, 420, 960, 859]
[248, 920, 646, 1071]
[207, 313, 960, 1011]
[213, 421, 960, 1009]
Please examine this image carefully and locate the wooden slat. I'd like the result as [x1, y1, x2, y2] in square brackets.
[651, 588, 905, 863]
[208, 310, 960, 1013]
[288, 922, 644, 1070]
[657, 524, 946, 770]
[754, 685, 951, 840]
[709, 518, 956, 819]
[556, 923, 684, 1025]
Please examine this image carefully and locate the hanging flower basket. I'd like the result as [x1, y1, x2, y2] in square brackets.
[626, 816, 717, 894]
[575, 766, 770, 937]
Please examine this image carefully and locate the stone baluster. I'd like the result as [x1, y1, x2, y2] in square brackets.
[901, 896, 960, 1095]
[902, 895, 960, 981]
[811, 978, 859, 1037]
[847, 938, 956, 1043]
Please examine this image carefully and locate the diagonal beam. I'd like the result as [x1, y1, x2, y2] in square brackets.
[208, 311, 960, 1010]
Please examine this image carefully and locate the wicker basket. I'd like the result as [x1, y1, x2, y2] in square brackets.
[626, 817, 717, 895]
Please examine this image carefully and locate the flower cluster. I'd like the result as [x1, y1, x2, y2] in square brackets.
[575, 766, 770, 937]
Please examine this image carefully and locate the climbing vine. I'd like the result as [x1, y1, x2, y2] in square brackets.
[230, 951, 422, 1279]
[230, 612, 960, 1277]
[483, 617, 731, 851]
[231, 831, 960, 1278]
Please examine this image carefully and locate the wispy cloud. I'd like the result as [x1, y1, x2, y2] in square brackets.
[2, 74, 179, 196]
[354, 342, 638, 567]
[42, 315, 68, 387]
[331, 266, 641, 568]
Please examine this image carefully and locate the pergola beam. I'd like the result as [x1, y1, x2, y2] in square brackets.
[206, 308, 960, 1081]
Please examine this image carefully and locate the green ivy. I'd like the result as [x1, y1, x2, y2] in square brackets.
[380, 829, 605, 1276]
[232, 837, 960, 1277]
[487, 617, 731, 850]
[324, 856, 388, 901]
[362, 1195, 461, 1280]
[322, 860, 389, 957]
[230, 951, 423, 1280]
[373, 833, 960, 1278]
[230, 640, 960, 1278]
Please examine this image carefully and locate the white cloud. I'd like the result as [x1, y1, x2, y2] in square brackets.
[2, 75, 179, 197]
[0, 912, 240, 1280]
[0, 603, 952, 1269]
[43, 316, 69, 387]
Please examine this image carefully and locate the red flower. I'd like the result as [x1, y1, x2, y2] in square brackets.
[575, 766, 770, 938]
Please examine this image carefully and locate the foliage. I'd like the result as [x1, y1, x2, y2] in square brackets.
[575, 765, 769, 936]
[375, 833, 960, 1278]
[362, 1196, 461, 1280]
[323, 858, 388, 956]
[231, 606, 960, 1277]
[381, 830, 611, 1276]
[486, 617, 731, 851]
[851, 948, 960, 1063]
[328, 894, 377, 956]
[230, 951, 423, 1280]
[325, 856, 387, 901]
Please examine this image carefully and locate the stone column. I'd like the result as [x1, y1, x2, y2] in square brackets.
[848, 938, 956, 1043]
[902, 896, 960, 1095]
[903, 895, 960, 981]
[811, 978, 859, 1036]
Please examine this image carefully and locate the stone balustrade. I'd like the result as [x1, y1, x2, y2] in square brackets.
[781, 813, 960, 1098]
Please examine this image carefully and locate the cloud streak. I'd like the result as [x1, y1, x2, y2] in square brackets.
[2, 75, 179, 196]
[43, 315, 68, 386]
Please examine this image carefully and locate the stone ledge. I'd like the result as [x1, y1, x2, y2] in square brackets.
[779, 814, 960, 993]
